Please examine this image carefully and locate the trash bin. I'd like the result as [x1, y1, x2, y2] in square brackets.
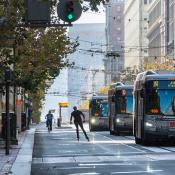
[57, 118, 61, 127]
[1, 112, 18, 144]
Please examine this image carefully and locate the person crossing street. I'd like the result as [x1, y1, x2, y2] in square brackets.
[70, 106, 89, 142]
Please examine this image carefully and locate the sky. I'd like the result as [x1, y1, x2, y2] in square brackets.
[75, 10, 105, 24]
[41, 8, 106, 121]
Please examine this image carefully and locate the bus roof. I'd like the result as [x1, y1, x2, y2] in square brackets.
[136, 71, 175, 82]
[115, 85, 133, 90]
[109, 82, 124, 89]
[134, 71, 175, 90]
[90, 95, 108, 100]
[145, 74, 175, 81]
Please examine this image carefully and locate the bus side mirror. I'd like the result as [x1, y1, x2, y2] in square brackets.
[140, 90, 144, 98]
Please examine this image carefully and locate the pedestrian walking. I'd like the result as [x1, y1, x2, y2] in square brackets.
[70, 106, 90, 142]
[45, 111, 54, 131]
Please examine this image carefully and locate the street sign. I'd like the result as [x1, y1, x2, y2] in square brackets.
[59, 102, 69, 108]
[57, 0, 82, 23]
[24, 0, 51, 24]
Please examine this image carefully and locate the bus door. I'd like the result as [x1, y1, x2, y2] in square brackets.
[136, 90, 144, 138]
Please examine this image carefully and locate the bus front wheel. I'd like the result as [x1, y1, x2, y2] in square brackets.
[110, 130, 114, 135]
[135, 137, 142, 144]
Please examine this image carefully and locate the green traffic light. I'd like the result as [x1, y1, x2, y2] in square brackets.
[67, 13, 74, 20]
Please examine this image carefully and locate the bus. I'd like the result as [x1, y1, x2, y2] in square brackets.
[89, 96, 109, 131]
[109, 84, 133, 135]
[108, 82, 124, 134]
[134, 71, 175, 145]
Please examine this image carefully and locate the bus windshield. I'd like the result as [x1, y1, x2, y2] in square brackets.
[116, 89, 133, 114]
[90, 99, 108, 117]
[146, 80, 175, 116]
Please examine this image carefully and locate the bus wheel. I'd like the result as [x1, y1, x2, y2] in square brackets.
[115, 131, 120, 136]
[135, 137, 142, 144]
[110, 130, 114, 135]
[141, 138, 149, 146]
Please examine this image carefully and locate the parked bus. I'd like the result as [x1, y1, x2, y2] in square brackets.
[109, 84, 133, 135]
[134, 71, 175, 145]
[108, 82, 123, 134]
[89, 96, 109, 131]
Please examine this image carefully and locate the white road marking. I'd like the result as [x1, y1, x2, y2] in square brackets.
[56, 167, 93, 170]
[68, 173, 100, 175]
[111, 170, 163, 174]
[97, 132, 173, 154]
[99, 134, 146, 154]
[78, 163, 133, 166]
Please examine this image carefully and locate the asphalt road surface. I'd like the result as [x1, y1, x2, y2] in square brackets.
[31, 124, 175, 175]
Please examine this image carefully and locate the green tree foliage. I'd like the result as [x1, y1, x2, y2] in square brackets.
[0, 0, 78, 121]
[87, 0, 107, 11]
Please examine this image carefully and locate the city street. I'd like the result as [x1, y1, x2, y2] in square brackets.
[31, 124, 175, 175]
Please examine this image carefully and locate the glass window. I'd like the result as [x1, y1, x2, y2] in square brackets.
[145, 81, 175, 115]
[90, 99, 108, 117]
[116, 89, 133, 114]
[100, 102, 108, 117]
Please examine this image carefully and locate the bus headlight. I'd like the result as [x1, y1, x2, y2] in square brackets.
[91, 118, 96, 124]
[145, 122, 153, 127]
[116, 118, 121, 123]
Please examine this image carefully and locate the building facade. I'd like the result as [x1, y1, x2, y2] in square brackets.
[104, 0, 125, 85]
[147, 0, 164, 63]
[67, 23, 105, 115]
[147, 0, 174, 62]
[124, 0, 152, 70]
[166, 0, 174, 59]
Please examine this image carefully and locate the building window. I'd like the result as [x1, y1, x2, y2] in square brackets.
[144, 0, 147, 4]
[117, 6, 121, 12]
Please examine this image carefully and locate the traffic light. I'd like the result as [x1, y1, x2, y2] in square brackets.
[66, 1, 74, 21]
[57, 0, 82, 23]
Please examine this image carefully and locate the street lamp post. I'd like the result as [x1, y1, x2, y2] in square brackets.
[5, 68, 12, 155]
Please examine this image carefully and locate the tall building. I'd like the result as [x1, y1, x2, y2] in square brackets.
[104, 0, 125, 85]
[68, 23, 105, 115]
[147, 0, 174, 62]
[147, 0, 165, 62]
[166, 0, 174, 58]
[124, 0, 152, 70]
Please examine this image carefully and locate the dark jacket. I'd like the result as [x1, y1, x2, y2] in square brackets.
[46, 113, 53, 122]
[70, 110, 85, 123]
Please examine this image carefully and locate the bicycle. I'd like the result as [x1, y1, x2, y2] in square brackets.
[47, 121, 52, 132]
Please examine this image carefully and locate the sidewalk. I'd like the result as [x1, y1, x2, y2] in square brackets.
[0, 126, 36, 175]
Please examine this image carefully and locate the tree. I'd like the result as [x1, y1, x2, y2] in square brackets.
[86, 0, 107, 11]
[0, 0, 78, 122]
[143, 57, 175, 71]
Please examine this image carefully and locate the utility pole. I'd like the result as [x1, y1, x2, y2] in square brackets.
[91, 70, 98, 95]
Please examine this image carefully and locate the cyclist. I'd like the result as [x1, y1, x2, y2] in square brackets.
[45, 111, 54, 131]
